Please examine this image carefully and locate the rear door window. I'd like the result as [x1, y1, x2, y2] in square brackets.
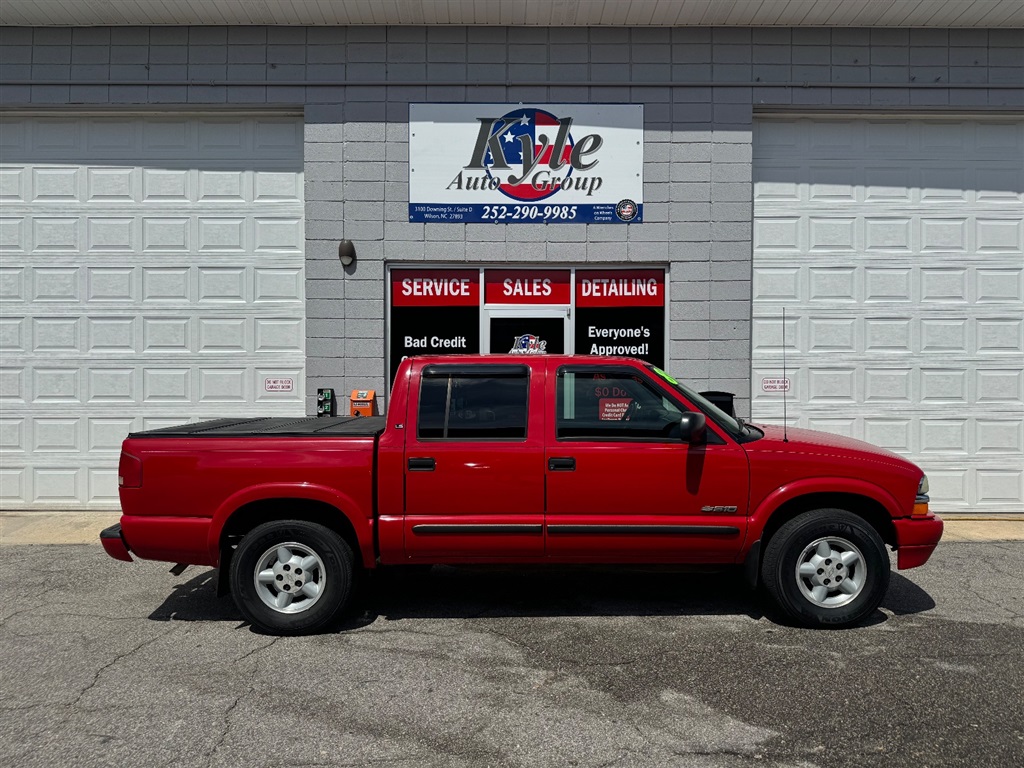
[417, 368, 529, 440]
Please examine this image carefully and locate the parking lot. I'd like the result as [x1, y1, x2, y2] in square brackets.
[1, 529, 1022, 768]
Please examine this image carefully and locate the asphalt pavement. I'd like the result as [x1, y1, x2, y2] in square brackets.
[1, 536, 1022, 768]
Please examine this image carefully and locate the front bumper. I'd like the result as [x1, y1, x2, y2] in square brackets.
[893, 513, 943, 570]
[100, 523, 133, 562]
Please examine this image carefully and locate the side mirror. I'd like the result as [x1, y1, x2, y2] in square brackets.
[679, 412, 707, 444]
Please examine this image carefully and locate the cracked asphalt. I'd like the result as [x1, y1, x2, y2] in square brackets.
[1, 541, 1022, 768]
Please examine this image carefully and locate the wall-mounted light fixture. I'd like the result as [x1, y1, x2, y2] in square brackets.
[338, 239, 356, 267]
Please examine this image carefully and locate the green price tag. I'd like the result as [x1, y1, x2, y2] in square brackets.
[652, 366, 679, 386]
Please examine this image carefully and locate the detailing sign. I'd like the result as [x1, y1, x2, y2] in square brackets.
[574, 269, 665, 368]
[409, 103, 643, 224]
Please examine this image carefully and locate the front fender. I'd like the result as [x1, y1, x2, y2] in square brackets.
[206, 482, 374, 567]
[747, 476, 904, 544]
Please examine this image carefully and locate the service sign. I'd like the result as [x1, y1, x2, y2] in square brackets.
[409, 103, 643, 224]
[388, 270, 482, 380]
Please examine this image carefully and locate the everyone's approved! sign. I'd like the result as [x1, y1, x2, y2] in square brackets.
[409, 103, 643, 224]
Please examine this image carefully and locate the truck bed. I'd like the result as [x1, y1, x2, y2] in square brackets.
[128, 416, 387, 438]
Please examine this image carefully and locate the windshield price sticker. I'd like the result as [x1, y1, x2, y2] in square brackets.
[762, 377, 791, 392]
[409, 104, 643, 224]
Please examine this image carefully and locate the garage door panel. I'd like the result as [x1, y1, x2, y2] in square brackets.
[0, 114, 304, 509]
[754, 116, 1024, 513]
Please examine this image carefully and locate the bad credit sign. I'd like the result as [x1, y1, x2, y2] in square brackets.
[389, 270, 481, 380]
[409, 103, 643, 224]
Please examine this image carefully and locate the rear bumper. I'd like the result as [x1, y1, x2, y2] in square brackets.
[893, 513, 943, 570]
[99, 523, 133, 562]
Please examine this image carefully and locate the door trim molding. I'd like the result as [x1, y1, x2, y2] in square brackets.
[412, 524, 543, 535]
[547, 524, 741, 536]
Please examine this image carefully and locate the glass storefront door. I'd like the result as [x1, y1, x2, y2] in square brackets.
[484, 308, 570, 355]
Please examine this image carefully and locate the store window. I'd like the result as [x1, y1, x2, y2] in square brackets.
[389, 267, 666, 385]
[389, 270, 481, 383]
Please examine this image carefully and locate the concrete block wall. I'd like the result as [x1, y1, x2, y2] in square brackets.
[1, 26, 1020, 416]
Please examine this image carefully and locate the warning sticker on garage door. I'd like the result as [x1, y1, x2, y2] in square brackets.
[761, 377, 791, 392]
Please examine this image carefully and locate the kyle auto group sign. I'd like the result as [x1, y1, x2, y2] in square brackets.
[409, 104, 644, 224]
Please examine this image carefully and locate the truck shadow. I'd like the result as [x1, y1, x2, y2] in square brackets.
[148, 565, 935, 629]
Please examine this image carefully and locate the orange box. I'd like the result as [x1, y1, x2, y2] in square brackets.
[349, 389, 376, 417]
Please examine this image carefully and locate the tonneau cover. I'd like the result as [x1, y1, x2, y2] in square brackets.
[128, 416, 387, 438]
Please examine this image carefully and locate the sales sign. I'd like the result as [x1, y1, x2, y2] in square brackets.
[409, 103, 644, 224]
[484, 269, 571, 305]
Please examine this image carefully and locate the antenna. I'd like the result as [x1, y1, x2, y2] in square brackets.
[782, 306, 789, 443]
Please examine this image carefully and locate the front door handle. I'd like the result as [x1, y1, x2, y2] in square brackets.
[408, 457, 435, 471]
[548, 457, 576, 471]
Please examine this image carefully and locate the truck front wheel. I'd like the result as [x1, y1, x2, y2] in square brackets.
[230, 520, 355, 635]
[761, 509, 890, 628]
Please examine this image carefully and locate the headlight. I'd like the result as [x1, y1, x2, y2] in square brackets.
[913, 475, 930, 516]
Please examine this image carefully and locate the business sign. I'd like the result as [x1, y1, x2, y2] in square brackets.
[484, 269, 571, 305]
[409, 103, 643, 224]
[389, 270, 482, 379]
[574, 269, 665, 368]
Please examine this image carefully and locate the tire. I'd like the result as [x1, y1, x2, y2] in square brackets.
[760, 509, 890, 629]
[230, 519, 355, 635]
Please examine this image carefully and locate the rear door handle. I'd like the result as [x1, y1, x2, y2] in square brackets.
[548, 457, 576, 471]
[408, 457, 435, 471]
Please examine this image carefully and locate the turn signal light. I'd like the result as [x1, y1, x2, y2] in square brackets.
[118, 453, 143, 488]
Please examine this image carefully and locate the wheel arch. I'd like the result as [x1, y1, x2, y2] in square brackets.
[211, 491, 375, 595]
[759, 492, 897, 550]
[744, 489, 898, 589]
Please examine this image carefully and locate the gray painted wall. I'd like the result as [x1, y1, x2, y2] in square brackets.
[1, 26, 1021, 416]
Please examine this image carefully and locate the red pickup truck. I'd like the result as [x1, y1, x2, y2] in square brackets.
[102, 355, 942, 634]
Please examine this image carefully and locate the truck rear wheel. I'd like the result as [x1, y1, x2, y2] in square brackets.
[761, 509, 890, 628]
[230, 520, 355, 635]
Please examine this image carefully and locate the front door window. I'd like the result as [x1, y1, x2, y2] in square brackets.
[557, 368, 684, 440]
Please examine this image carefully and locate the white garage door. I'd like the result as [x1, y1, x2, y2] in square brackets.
[0, 114, 305, 509]
[752, 116, 1023, 514]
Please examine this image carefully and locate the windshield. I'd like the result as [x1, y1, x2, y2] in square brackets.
[646, 365, 745, 437]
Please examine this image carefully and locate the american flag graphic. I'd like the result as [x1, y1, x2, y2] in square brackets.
[483, 107, 575, 202]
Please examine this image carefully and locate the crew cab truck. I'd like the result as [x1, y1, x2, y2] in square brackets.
[102, 355, 942, 634]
